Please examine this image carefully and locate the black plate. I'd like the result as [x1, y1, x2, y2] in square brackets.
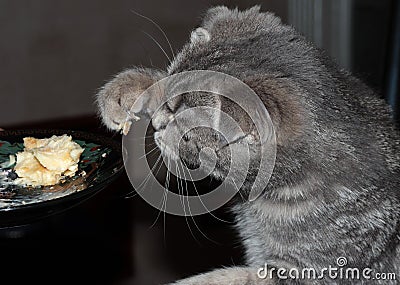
[0, 129, 124, 227]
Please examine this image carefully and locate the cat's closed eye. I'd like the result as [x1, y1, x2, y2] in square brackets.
[182, 132, 190, 142]
[165, 96, 182, 113]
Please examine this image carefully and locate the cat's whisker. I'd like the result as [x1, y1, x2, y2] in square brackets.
[163, 157, 172, 243]
[138, 145, 160, 160]
[122, 187, 138, 199]
[141, 30, 172, 64]
[131, 10, 175, 60]
[162, 193, 167, 246]
[136, 40, 156, 68]
[125, 138, 156, 148]
[139, 152, 166, 201]
[124, 139, 158, 154]
[184, 162, 232, 225]
[150, 179, 168, 236]
[178, 161, 221, 245]
[175, 162, 185, 213]
[176, 162, 202, 244]
[127, 135, 154, 140]
[231, 175, 246, 202]
[149, 155, 170, 230]
[142, 153, 164, 189]
[123, 153, 163, 198]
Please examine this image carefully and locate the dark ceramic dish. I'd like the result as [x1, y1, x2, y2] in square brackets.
[0, 129, 124, 227]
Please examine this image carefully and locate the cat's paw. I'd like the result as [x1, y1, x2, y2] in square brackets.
[96, 67, 165, 134]
[166, 267, 280, 285]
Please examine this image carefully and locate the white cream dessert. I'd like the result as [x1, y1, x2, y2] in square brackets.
[13, 135, 84, 187]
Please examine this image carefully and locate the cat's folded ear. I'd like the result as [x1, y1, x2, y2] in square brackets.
[242, 75, 306, 145]
[190, 28, 211, 45]
[96, 67, 166, 133]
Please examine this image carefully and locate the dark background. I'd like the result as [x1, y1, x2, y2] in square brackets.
[0, 1, 399, 284]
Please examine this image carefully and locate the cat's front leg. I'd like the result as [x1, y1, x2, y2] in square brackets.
[96, 67, 165, 134]
[168, 266, 303, 285]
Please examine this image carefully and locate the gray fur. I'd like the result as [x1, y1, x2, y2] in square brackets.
[97, 6, 400, 284]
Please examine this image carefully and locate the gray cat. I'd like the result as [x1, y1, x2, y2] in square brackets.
[96, 6, 400, 284]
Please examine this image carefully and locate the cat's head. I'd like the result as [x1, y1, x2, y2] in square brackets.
[97, 6, 303, 194]
[145, 7, 283, 184]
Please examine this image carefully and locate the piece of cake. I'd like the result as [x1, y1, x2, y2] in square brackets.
[13, 135, 84, 187]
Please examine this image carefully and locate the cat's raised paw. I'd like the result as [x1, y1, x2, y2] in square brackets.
[96, 67, 165, 133]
